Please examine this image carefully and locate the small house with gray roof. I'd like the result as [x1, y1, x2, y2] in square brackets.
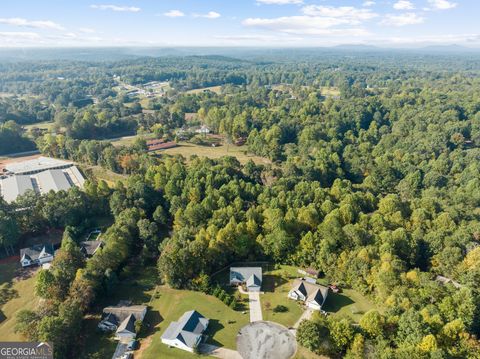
[161, 310, 209, 353]
[288, 278, 329, 311]
[230, 267, 262, 292]
[98, 302, 147, 342]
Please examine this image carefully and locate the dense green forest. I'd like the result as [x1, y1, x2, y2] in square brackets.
[1, 49, 479, 358]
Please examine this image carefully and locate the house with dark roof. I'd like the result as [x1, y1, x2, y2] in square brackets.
[161, 310, 209, 353]
[98, 302, 147, 342]
[230, 267, 262, 292]
[80, 240, 103, 257]
[20, 244, 55, 267]
[288, 278, 329, 311]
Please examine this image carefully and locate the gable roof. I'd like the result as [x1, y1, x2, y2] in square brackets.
[20, 244, 54, 262]
[161, 310, 209, 349]
[116, 314, 136, 334]
[291, 279, 329, 306]
[246, 274, 261, 288]
[102, 304, 147, 324]
[230, 267, 262, 285]
[80, 240, 103, 256]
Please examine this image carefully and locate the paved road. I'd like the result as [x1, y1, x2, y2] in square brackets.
[199, 343, 242, 359]
[248, 292, 263, 322]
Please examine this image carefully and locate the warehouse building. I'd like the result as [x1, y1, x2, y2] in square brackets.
[0, 157, 85, 203]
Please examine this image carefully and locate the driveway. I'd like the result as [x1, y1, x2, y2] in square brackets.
[248, 292, 263, 322]
[199, 343, 242, 359]
[111, 342, 128, 359]
[293, 307, 313, 330]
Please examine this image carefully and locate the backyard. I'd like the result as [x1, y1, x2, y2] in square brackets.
[0, 260, 39, 341]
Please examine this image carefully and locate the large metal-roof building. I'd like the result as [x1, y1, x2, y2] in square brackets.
[0, 157, 85, 203]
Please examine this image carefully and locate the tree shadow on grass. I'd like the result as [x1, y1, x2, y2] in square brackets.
[205, 319, 225, 347]
[0, 282, 18, 306]
[322, 293, 354, 313]
[0, 310, 6, 324]
[262, 274, 288, 293]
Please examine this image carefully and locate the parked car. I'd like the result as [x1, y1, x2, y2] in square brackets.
[328, 284, 341, 293]
[127, 340, 139, 351]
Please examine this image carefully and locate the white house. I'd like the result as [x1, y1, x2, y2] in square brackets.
[161, 310, 209, 353]
[288, 279, 329, 311]
[20, 244, 55, 267]
[230, 267, 262, 292]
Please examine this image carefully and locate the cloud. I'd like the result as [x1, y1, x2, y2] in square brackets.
[256, 0, 303, 4]
[243, 16, 370, 36]
[90, 4, 140, 12]
[193, 11, 221, 19]
[79, 27, 96, 33]
[301, 5, 378, 22]
[243, 5, 376, 37]
[0, 18, 64, 30]
[164, 10, 185, 18]
[427, 0, 457, 10]
[363, 1, 376, 6]
[393, 1, 415, 10]
[381, 13, 424, 26]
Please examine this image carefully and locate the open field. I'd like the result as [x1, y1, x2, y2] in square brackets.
[160, 142, 271, 165]
[320, 86, 341, 98]
[83, 165, 128, 187]
[185, 86, 222, 95]
[23, 121, 56, 131]
[0, 261, 39, 341]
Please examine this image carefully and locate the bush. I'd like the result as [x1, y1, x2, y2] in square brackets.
[273, 305, 288, 313]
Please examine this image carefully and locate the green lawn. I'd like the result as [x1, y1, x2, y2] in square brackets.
[0, 262, 39, 341]
[261, 266, 304, 328]
[141, 286, 250, 358]
[161, 142, 271, 165]
[81, 265, 249, 359]
[322, 288, 376, 322]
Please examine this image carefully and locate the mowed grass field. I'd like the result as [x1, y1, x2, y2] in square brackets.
[185, 86, 222, 95]
[141, 286, 250, 358]
[160, 142, 271, 165]
[82, 265, 250, 359]
[0, 261, 39, 341]
[261, 266, 304, 328]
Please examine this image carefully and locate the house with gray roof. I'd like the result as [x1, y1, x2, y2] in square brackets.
[80, 240, 104, 257]
[161, 310, 209, 353]
[230, 267, 262, 292]
[20, 244, 55, 267]
[288, 278, 329, 311]
[98, 302, 147, 342]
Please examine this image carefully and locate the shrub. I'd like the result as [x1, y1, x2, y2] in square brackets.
[273, 305, 288, 313]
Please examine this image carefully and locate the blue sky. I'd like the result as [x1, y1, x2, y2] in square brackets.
[0, 0, 477, 47]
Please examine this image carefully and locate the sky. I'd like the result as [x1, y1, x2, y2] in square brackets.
[0, 0, 478, 48]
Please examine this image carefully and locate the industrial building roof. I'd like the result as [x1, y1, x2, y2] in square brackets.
[0, 175, 34, 203]
[5, 156, 73, 175]
[37, 169, 71, 194]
